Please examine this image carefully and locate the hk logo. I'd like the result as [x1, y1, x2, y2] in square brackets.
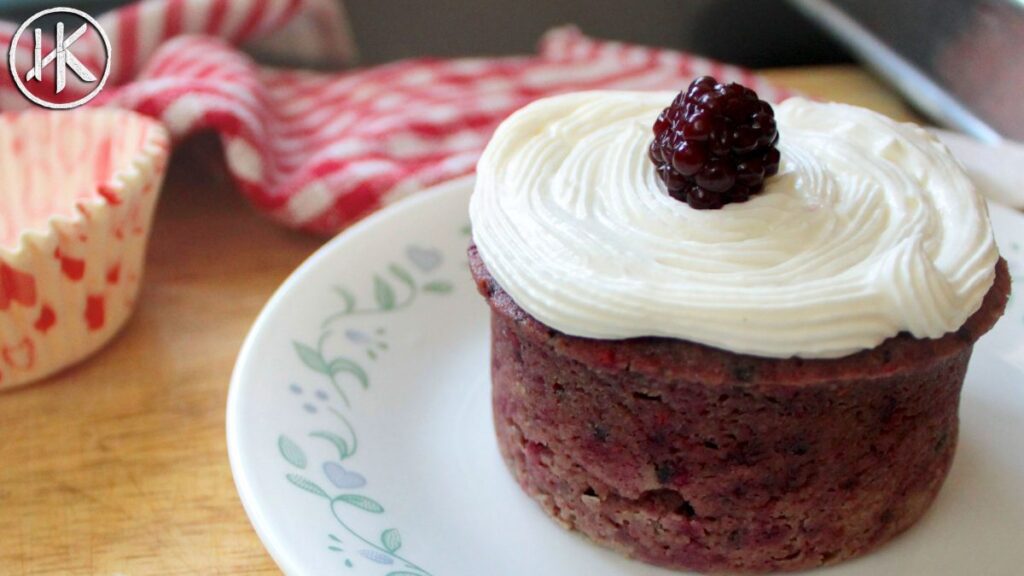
[8, 7, 111, 109]
[27, 21, 96, 94]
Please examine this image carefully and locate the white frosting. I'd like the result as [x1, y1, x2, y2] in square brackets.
[469, 92, 999, 359]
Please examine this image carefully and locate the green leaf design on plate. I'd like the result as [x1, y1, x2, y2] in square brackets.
[374, 275, 396, 310]
[287, 474, 329, 499]
[334, 494, 385, 513]
[381, 528, 402, 553]
[422, 281, 453, 294]
[278, 435, 307, 469]
[388, 263, 415, 288]
[294, 341, 329, 374]
[287, 245, 455, 576]
[333, 286, 357, 313]
[310, 430, 350, 459]
[329, 357, 369, 388]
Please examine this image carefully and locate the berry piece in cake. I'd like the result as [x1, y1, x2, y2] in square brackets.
[650, 76, 780, 209]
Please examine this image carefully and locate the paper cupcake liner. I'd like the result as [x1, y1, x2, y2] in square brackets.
[0, 110, 169, 390]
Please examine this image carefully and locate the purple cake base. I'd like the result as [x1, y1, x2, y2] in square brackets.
[471, 245, 1010, 573]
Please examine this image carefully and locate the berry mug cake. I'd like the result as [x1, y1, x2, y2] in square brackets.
[468, 78, 1010, 573]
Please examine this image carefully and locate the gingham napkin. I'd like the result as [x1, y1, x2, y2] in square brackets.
[0, 0, 791, 235]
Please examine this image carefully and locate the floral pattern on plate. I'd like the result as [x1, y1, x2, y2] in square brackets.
[276, 243, 461, 576]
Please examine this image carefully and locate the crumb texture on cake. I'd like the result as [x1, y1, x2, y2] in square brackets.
[473, 245, 1010, 573]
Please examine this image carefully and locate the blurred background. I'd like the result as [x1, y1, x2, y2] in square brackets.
[1, 0, 851, 67]
[2, 0, 1021, 140]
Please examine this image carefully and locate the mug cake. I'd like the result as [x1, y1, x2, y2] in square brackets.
[468, 79, 1010, 572]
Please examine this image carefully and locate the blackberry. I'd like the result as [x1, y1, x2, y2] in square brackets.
[650, 76, 780, 209]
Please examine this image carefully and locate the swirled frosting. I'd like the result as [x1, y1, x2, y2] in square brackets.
[469, 92, 999, 358]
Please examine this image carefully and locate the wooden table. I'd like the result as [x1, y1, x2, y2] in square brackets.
[0, 66, 917, 575]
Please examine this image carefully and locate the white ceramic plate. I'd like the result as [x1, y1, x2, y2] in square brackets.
[228, 175, 1024, 576]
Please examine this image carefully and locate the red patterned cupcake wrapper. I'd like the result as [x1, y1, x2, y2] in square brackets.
[0, 110, 169, 389]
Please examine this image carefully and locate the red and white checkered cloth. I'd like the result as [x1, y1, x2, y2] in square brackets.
[1, 0, 792, 235]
